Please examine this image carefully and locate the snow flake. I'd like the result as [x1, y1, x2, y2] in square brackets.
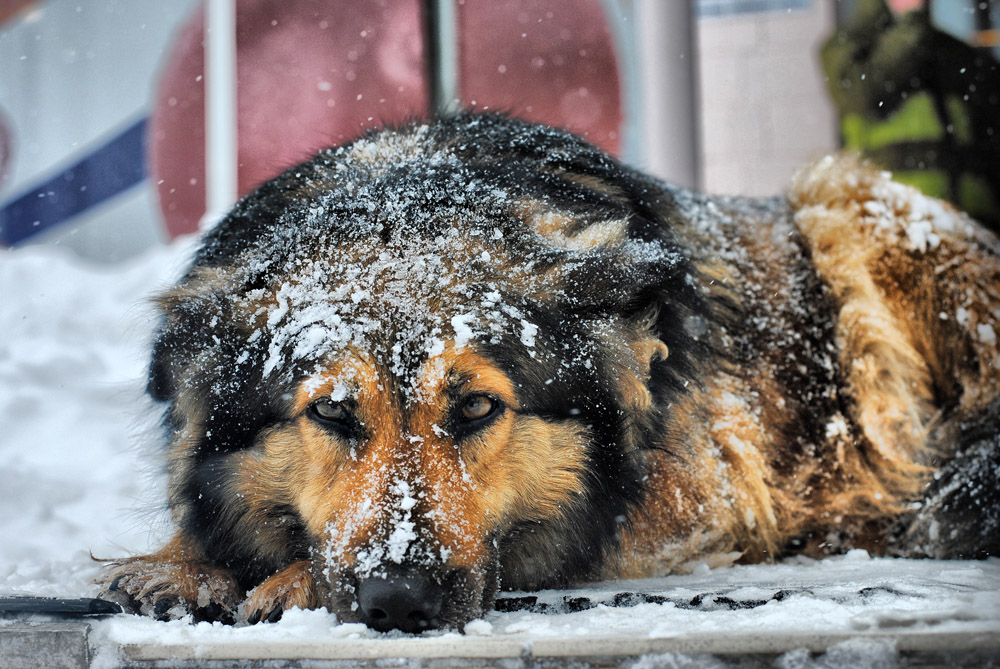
[451, 313, 477, 350]
[519, 319, 538, 349]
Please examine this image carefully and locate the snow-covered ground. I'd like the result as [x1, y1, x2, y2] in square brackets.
[2, 239, 999, 667]
[0, 238, 197, 597]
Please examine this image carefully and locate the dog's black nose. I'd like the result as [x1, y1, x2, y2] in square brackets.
[356, 572, 444, 633]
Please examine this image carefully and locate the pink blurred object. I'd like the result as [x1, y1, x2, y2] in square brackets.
[887, 0, 925, 14]
[150, 0, 622, 238]
[457, 0, 621, 154]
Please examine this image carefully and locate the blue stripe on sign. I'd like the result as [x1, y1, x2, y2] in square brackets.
[0, 117, 148, 246]
[696, 0, 810, 17]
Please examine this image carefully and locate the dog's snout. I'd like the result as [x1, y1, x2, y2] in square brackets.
[356, 572, 445, 633]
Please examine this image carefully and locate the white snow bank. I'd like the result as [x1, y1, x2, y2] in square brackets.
[98, 553, 1000, 643]
[0, 239, 196, 597]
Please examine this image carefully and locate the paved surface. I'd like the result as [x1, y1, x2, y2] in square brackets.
[0, 622, 90, 669]
[2, 620, 999, 668]
[121, 629, 999, 662]
[4, 559, 999, 667]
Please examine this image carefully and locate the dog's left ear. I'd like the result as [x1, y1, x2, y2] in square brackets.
[620, 310, 672, 412]
[521, 166, 703, 317]
[524, 178, 711, 397]
[145, 267, 235, 404]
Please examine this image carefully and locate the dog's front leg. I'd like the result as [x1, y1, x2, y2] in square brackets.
[95, 534, 241, 622]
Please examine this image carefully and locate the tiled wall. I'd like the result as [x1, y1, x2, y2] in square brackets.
[696, 3, 839, 196]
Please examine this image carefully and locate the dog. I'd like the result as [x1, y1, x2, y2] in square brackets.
[98, 113, 1000, 632]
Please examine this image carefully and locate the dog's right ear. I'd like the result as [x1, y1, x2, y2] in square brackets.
[146, 292, 195, 404]
[147, 332, 176, 402]
[145, 267, 235, 404]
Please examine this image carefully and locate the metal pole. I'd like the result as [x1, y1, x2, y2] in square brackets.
[423, 0, 460, 117]
[202, 0, 239, 231]
[634, 0, 701, 188]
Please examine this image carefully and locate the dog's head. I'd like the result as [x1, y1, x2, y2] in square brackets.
[148, 115, 709, 631]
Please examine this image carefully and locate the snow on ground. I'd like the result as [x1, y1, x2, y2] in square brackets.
[94, 554, 1000, 643]
[0, 238, 196, 597]
[1, 239, 999, 665]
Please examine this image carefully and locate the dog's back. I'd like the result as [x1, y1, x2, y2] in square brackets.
[619, 154, 999, 576]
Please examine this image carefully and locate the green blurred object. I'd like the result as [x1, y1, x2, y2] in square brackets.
[822, 0, 1000, 232]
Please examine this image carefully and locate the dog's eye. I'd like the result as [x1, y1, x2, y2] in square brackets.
[452, 395, 505, 443]
[308, 399, 352, 429]
[460, 395, 497, 421]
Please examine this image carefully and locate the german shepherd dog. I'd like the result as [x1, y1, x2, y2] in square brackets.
[99, 114, 1000, 632]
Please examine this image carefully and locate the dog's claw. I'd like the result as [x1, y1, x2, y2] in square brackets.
[247, 604, 284, 625]
[153, 597, 176, 620]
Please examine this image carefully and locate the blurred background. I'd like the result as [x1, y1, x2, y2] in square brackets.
[0, 0, 997, 262]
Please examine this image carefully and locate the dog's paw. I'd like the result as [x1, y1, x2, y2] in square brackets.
[97, 555, 240, 622]
[242, 560, 317, 624]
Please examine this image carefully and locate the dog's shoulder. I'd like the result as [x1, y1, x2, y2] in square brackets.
[789, 155, 1000, 557]
[790, 154, 1000, 422]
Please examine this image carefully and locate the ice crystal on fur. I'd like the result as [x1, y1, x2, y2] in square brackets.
[858, 169, 978, 253]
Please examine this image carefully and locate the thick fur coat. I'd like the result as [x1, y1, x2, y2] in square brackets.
[98, 114, 1000, 632]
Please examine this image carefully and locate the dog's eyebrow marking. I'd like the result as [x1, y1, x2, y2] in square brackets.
[519, 199, 630, 252]
[447, 369, 477, 389]
[301, 371, 360, 400]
